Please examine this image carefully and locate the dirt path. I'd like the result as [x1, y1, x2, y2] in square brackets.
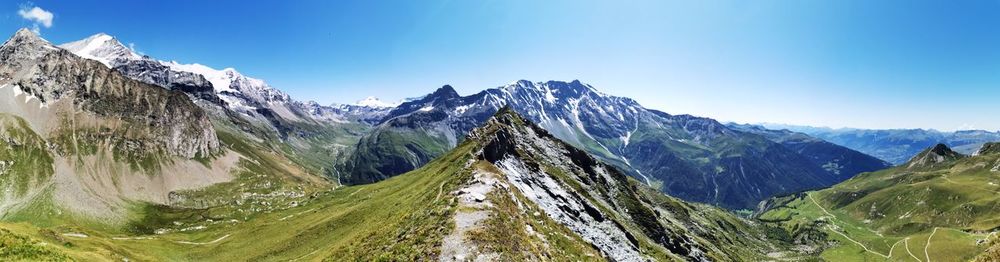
[924, 227, 939, 262]
[174, 234, 231, 245]
[808, 193, 892, 259]
[438, 170, 498, 261]
[289, 249, 319, 261]
[904, 237, 923, 262]
[434, 180, 447, 202]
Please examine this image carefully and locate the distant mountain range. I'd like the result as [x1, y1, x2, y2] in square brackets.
[761, 123, 1000, 165]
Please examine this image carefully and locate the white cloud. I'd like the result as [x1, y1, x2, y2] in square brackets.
[957, 123, 977, 131]
[18, 5, 53, 33]
[128, 42, 145, 56]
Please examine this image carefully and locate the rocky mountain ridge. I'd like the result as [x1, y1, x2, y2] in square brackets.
[1, 29, 219, 158]
[343, 80, 888, 209]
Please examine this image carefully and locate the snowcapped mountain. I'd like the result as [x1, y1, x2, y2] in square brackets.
[0, 29, 226, 218]
[355, 96, 397, 108]
[58, 33, 393, 126]
[58, 33, 142, 67]
[1, 29, 219, 158]
[341, 80, 884, 209]
[59, 33, 298, 115]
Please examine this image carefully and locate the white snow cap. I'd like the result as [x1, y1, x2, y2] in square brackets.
[355, 96, 397, 108]
[58, 33, 142, 67]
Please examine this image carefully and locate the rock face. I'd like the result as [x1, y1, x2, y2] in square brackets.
[906, 143, 965, 169]
[344, 80, 872, 209]
[0, 29, 219, 158]
[59, 33, 222, 105]
[977, 142, 1000, 156]
[456, 107, 775, 260]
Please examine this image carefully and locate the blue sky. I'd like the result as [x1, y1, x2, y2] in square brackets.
[3, 0, 999, 131]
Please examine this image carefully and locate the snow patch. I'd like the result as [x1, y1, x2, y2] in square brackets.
[59, 33, 142, 67]
[355, 96, 397, 108]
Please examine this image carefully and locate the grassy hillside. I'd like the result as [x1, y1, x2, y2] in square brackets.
[758, 144, 1000, 261]
[0, 141, 475, 261]
[0, 113, 53, 201]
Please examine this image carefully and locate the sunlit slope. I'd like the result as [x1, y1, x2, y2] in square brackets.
[759, 143, 1000, 261]
[0, 108, 791, 261]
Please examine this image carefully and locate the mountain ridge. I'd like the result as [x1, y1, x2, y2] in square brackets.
[761, 123, 1000, 164]
[342, 80, 888, 209]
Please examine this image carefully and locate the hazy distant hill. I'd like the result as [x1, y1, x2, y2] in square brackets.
[762, 123, 1000, 165]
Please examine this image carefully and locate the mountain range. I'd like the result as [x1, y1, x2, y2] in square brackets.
[341, 80, 891, 209]
[763, 123, 1000, 165]
[6, 30, 899, 213]
[2, 28, 996, 260]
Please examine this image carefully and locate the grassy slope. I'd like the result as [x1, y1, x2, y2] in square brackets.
[0, 139, 477, 261]
[0, 113, 54, 199]
[759, 152, 1000, 261]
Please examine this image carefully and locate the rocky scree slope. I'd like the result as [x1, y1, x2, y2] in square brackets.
[442, 107, 783, 261]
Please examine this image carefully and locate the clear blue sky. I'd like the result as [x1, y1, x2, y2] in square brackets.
[3, 0, 999, 131]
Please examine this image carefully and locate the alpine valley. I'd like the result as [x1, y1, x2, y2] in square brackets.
[0, 28, 997, 262]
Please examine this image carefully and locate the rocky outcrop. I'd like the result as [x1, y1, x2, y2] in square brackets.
[110, 57, 224, 105]
[466, 108, 711, 260]
[906, 143, 964, 169]
[0, 29, 219, 158]
[977, 142, 1000, 156]
[450, 108, 782, 260]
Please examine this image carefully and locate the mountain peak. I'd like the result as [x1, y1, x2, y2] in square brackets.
[59, 32, 141, 67]
[13, 28, 39, 39]
[5, 28, 48, 45]
[355, 96, 396, 108]
[929, 143, 953, 155]
[468, 106, 531, 142]
[1, 28, 56, 60]
[510, 79, 534, 87]
[429, 85, 460, 99]
[907, 143, 964, 169]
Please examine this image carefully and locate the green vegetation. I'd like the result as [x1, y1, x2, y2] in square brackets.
[339, 125, 454, 184]
[0, 228, 70, 261]
[759, 147, 1000, 261]
[0, 113, 54, 200]
[0, 114, 54, 198]
[0, 136, 477, 261]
